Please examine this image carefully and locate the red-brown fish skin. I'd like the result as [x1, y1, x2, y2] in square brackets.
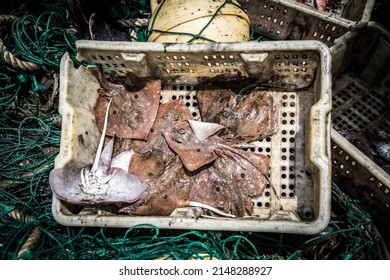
[189, 151, 269, 217]
[122, 118, 271, 216]
[128, 149, 167, 182]
[230, 91, 278, 141]
[197, 88, 278, 142]
[120, 156, 193, 216]
[196, 89, 236, 122]
[163, 120, 219, 171]
[163, 119, 270, 216]
[164, 119, 271, 173]
[112, 98, 193, 163]
[129, 98, 193, 154]
[119, 100, 195, 216]
[94, 72, 161, 140]
[190, 165, 244, 216]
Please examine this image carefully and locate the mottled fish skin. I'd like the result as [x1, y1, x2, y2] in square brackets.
[164, 119, 272, 173]
[190, 165, 244, 216]
[196, 89, 236, 123]
[122, 118, 270, 216]
[197, 88, 278, 142]
[126, 98, 193, 155]
[163, 120, 219, 171]
[128, 148, 168, 182]
[94, 72, 161, 140]
[189, 151, 269, 217]
[232, 91, 278, 141]
[120, 156, 193, 216]
[143, 98, 193, 149]
[163, 119, 270, 216]
[368, 130, 390, 163]
[118, 100, 195, 216]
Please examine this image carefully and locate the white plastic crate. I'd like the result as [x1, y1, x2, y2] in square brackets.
[238, 0, 375, 46]
[53, 40, 332, 234]
[330, 22, 390, 235]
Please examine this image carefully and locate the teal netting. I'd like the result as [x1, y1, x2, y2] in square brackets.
[0, 0, 388, 260]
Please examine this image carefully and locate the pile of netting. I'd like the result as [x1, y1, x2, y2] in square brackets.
[0, 0, 388, 260]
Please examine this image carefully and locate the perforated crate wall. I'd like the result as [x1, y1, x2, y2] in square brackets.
[330, 22, 390, 238]
[238, 0, 375, 46]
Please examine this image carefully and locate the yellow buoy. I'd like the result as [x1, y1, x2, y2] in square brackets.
[147, 0, 251, 43]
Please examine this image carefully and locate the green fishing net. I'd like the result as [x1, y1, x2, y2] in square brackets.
[0, 0, 388, 260]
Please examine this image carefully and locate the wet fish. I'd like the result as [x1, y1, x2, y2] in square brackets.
[119, 100, 195, 216]
[189, 151, 269, 217]
[196, 89, 236, 122]
[114, 98, 193, 157]
[120, 99, 193, 184]
[130, 98, 193, 154]
[368, 130, 390, 162]
[163, 120, 222, 171]
[93, 69, 161, 140]
[120, 156, 193, 216]
[49, 98, 146, 205]
[163, 119, 270, 216]
[128, 148, 168, 182]
[295, 0, 326, 11]
[197, 88, 278, 142]
[337, 129, 376, 160]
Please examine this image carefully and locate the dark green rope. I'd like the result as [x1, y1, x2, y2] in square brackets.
[10, 11, 78, 72]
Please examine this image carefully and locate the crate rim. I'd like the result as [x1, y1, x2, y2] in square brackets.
[331, 129, 390, 187]
[266, 0, 375, 27]
[75, 39, 333, 54]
